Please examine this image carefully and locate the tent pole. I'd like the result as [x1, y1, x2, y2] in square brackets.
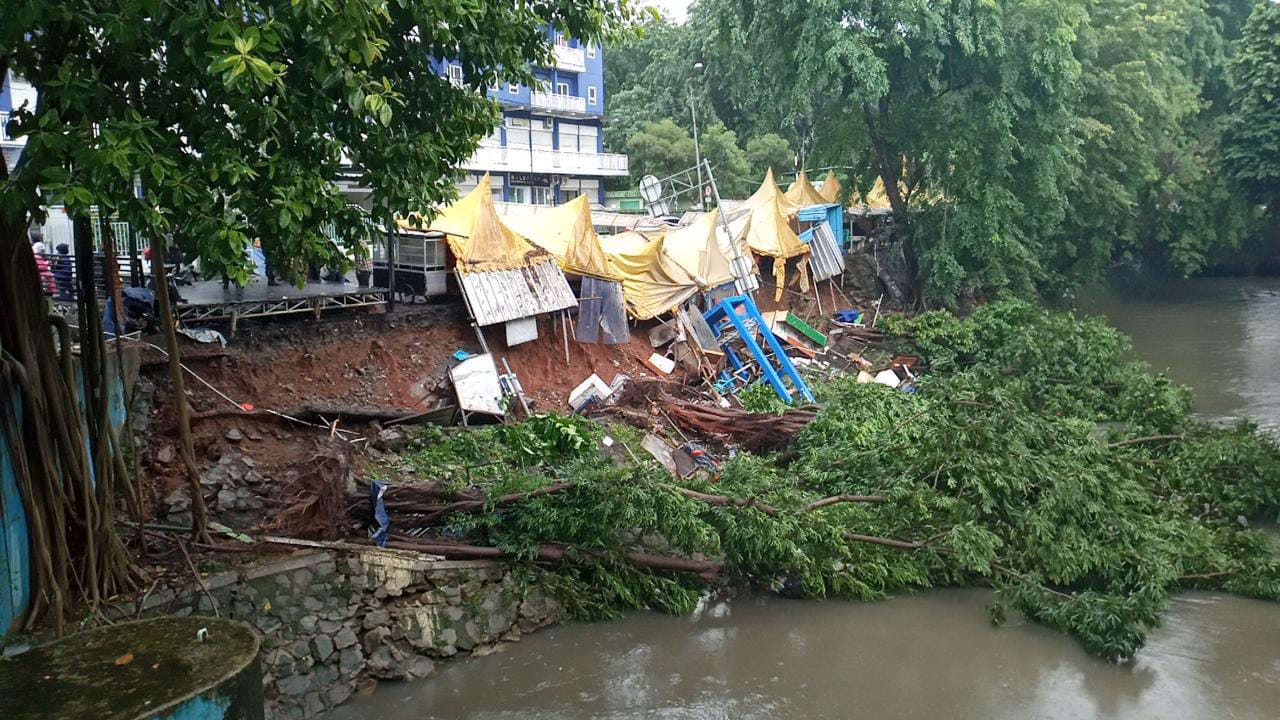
[702, 158, 753, 298]
[562, 311, 570, 366]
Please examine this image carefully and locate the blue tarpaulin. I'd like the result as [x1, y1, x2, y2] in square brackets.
[370, 481, 390, 548]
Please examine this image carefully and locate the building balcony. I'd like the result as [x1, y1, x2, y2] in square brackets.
[462, 142, 629, 177]
[551, 45, 586, 73]
[530, 91, 587, 115]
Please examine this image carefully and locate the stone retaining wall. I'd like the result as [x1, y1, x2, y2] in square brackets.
[107, 547, 560, 719]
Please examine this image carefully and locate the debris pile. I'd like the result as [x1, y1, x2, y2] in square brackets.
[666, 402, 816, 454]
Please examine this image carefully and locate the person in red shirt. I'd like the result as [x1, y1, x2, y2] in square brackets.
[30, 241, 56, 295]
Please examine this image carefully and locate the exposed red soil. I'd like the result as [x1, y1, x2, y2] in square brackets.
[136, 279, 860, 538]
[139, 303, 662, 529]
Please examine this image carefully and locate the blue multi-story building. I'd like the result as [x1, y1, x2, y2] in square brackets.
[442, 28, 628, 206]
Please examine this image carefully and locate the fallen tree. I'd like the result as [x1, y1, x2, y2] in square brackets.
[357, 301, 1280, 662]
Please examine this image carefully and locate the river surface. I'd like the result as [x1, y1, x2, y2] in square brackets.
[1077, 276, 1280, 435]
[333, 277, 1280, 719]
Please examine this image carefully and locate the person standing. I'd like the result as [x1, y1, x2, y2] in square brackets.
[51, 243, 75, 300]
[30, 240, 56, 295]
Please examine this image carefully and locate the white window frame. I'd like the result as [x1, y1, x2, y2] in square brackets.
[555, 82, 570, 97]
[587, 86, 597, 106]
[540, 117, 554, 130]
[508, 82, 520, 94]
[447, 64, 464, 86]
[587, 44, 597, 59]
[531, 187, 552, 206]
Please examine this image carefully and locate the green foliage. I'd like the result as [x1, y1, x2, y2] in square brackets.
[699, 123, 750, 197]
[745, 134, 795, 181]
[1222, 0, 1280, 214]
[885, 300, 1192, 429]
[625, 119, 696, 185]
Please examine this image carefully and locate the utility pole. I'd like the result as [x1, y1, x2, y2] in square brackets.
[687, 61, 705, 210]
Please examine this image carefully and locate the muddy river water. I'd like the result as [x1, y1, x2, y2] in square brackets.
[332, 278, 1280, 719]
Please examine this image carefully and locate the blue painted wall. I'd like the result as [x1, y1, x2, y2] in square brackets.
[0, 364, 127, 639]
[0, 390, 31, 639]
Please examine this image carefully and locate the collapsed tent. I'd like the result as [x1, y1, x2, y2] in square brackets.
[415, 174, 576, 326]
[659, 210, 737, 290]
[818, 169, 843, 204]
[503, 195, 620, 282]
[503, 195, 629, 344]
[717, 209, 760, 293]
[601, 231, 701, 320]
[785, 170, 828, 208]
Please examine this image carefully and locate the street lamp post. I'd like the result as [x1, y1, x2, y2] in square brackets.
[687, 61, 705, 209]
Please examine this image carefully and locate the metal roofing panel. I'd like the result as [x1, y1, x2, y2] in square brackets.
[459, 259, 577, 326]
[449, 353, 505, 416]
[805, 221, 846, 282]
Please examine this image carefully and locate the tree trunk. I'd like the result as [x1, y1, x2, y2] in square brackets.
[148, 233, 211, 543]
[863, 99, 923, 309]
[0, 212, 139, 631]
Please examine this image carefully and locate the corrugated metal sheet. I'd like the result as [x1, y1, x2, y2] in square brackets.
[805, 221, 846, 282]
[459, 259, 577, 326]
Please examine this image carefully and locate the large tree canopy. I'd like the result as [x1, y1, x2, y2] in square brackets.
[1222, 0, 1280, 217]
[606, 0, 1265, 305]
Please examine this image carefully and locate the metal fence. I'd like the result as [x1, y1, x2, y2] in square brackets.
[37, 210, 137, 254]
[32, 251, 144, 304]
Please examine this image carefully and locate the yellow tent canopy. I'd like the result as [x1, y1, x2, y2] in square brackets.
[858, 176, 906, 212]
[742, 168, 800, 217]
[659, 210, 737, 290]
[818, 169, 843, 203]
[785, 170, 828, 207]
[407, 174, 551, 274]
[742, 185, 809, 261]
[601, 231, 701, 320]
[741, 178, 811, 300]
[503, 195, 620, 281]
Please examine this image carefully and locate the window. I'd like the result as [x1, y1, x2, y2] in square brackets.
[508, 82, 520, 94]
[555, 82, 570, 97]
[509, 186, 529, 204]
[447, 65, 463, 86]
[559, 122, 581, 152]
[587, 44, 597, 59]
[506, 117, 531, 147]
[587, 86, 597, 106]
[540, 117, 554, 130]
[556, 33, 569, 47]
[531, 187, 552, 206]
